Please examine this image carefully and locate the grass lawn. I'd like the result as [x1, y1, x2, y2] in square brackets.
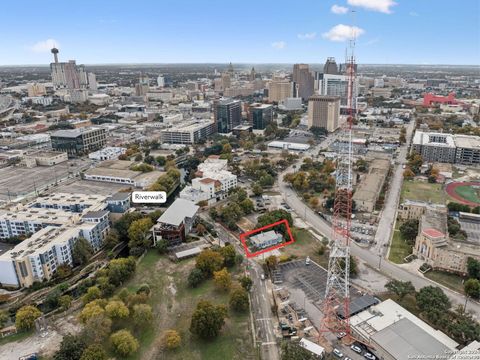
[424, 270, 466, 294]
[388, 228, 413, 264]
[454, 185, 480, 205]
[401, 180, 445, 204]
[281, 228, 329, 268]
[0, 330, 33, 346]
[119, 250, 255, 360]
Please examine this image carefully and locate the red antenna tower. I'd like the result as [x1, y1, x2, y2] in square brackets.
[320, 11, 357, 338]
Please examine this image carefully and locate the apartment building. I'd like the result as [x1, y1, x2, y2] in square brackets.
[352, 158, 390, 213]
[152, 199, 199, 246]
[0, 207, 79, 239]
[412, 131, 480, 165]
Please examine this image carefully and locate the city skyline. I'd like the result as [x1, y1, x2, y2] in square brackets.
[0, 0, 479, 66]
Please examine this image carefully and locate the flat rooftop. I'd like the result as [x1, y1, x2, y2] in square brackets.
[372, 318, 452, 359]
[350, 299, 458, 350]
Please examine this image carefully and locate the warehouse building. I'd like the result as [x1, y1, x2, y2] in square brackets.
[352, 158, 390, 213]
[350, 299, 458, 359]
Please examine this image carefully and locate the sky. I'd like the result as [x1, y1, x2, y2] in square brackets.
[0, 0, 479, 65]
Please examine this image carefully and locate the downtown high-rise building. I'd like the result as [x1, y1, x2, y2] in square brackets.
[307, 95, 340, 132]
[323, 57, 339, 75]
[50, 48, 88, 90]
[214, 98, 241, 133]
[267, 78, 293, 102]
[292, 64, 315, 102]
[248, 103, 273, 130]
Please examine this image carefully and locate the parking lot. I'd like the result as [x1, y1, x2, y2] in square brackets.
[0, 159, 92, 202]
[278, 260, 363, 309]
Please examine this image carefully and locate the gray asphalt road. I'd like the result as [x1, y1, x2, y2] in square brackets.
[372, 120, 416, 256]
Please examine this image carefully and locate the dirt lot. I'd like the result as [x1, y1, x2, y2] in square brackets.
[0, 315, 82, 360]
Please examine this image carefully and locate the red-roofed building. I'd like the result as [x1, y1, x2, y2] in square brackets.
[423, 92, 457, 107]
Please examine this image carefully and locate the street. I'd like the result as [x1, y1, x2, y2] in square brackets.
[372, 119, 416, 256]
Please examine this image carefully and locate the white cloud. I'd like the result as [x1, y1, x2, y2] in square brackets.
[271, 41, 286, 49]
[409, 11, 419, 17]
[364, 37, 380, 45]
[322, 24, 365, 42]
[331, 4, 349, 14]
[297, 32, 317, 40]
[31, 39, 60, 53]
[347, 0, 397, 14]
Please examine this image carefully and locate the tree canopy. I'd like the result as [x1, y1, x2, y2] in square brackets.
[190, 300, 227, 339]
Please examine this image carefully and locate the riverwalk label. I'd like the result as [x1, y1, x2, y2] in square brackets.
[131, 191, 167, 204]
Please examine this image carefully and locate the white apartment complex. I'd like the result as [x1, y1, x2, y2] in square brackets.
[412, 131, 480, 165]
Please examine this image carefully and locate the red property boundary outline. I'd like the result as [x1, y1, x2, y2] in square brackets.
[239, 219, 295, 258]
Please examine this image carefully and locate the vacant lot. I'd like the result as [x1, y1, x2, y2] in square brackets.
[388, 228, 413, 264]
[122, 251, 255, 360]
[281, 228, 329, 268]
[401, 180, 445, 204]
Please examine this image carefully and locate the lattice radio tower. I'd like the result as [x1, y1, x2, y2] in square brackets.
[320, 11, 357, 338]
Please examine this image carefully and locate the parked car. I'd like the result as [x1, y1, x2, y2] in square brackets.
[260, 274, 265, 280]
[364, 353, 376, 360]
[333, 348, 344, 358]
[351, 345, 362, 353]
[336, 332, 346, 339]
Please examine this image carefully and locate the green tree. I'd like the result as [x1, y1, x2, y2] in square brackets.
[128, 217, 153, 254]
[467, 257, 480, 280]
[464, 278, 480, 299]
[82, 286, 102, 304]
[110, 329, 139, 357]
[195, 249, 224, 276]
[103, 231, 120, 249]
[229, 286, 249, 312]
[82, 314, 112, 344]
[80, 344, 107, 360]
[252, 182, 263, 196]
[107, 257, 136, 286]
[59, 295, 72, 311]
[213, 268, 232, 291]
[190, 300, 227, 339]
[15, 305, 42, 331]
[399, 219, 419, 243]
[281, 340, 318, 360]
[79, 300, 106, 324]
[240, 198, 254, 214]
[416, 286, 451, 322]
[0, 310, 9, 328]
[155, 239, 169, 254]
[105, 300, 130, 320]
[133, 304, 153, 327]
[156, 156, 166, 166]
[114, 212, 143, 242]
[239, 276, 253, 291]
[163, 329, 181, 350]
[54, 335, 86, 360]
[447, 306, 480, 345]
[72, 237, 94, 266]
[188, 268, 205, 288]
[385, 280, 416, 300]
[220, 245, 236, 268]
